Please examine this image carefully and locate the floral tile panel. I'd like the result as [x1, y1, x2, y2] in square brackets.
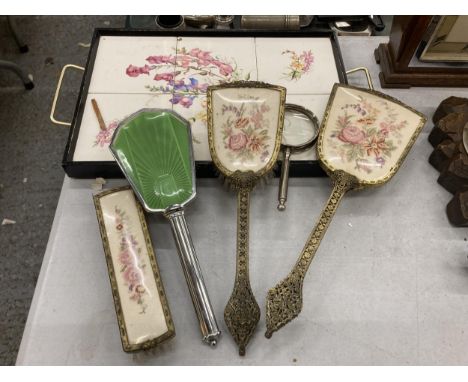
[73, 93, 174, 161]
[88, 36, 177, 94]
[172, 95, 211, 161]
[98, 188, 170, 346]
[256, 37, 340, 95]
[285, 94, 330, 161]
[320, 86, 425, 183]
[172, 37, 257, 96]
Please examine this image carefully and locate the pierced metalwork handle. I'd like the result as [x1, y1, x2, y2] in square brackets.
[165, 208, 221, 347]
[265, 171, 356, 338]
[224, 187, 260, 356]
[277, 147, 292, 211]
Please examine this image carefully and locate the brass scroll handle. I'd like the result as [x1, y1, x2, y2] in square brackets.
[346, 67, 374, 90]
[50, 64, 84, 126]
[265, 171, 357, 338]
[224, 187, 260, 356]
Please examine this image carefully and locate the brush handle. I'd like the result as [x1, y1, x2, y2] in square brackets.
[224, 187, 260, 356]
[278, 147, 292, 211]
[265, 170, 356, 338]
[166, 208, 220, 346]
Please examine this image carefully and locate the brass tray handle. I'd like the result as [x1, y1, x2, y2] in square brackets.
[50, 64, 85, 126]
[346, 67, 374, 90]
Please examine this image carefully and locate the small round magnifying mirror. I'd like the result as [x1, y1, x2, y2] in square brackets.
[277, 104, 319, 210]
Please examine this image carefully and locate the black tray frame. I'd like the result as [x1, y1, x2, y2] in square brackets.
[63, 28, 348, 178]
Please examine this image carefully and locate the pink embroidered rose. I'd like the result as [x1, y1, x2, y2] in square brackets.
[119, 250, 133, 266]
[229, 133, 248, 151]
[338, 126, 366, 144]
[124, 266, 142, 286]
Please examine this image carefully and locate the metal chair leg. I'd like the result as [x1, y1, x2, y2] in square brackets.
[6, 16, 29, 53]
[0, 60, 34, 89]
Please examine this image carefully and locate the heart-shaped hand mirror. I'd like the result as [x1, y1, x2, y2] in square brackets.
[207, 81, 286, 355]
[265, 84, 427, 338]
[110, 109, 220, 347]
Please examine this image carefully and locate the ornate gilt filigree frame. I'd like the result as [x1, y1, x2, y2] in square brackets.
[265, 84, 427, 338]
[206, 81, 287, 180]
[93, 186, 175, 352]
[317, 83, 427, 188]
[206, 80, 286, 355]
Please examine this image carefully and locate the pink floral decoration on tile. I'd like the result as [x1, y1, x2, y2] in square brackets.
[282, 50, 314, 81]
[94, 120, 119, 147]
[125, 46, 251, 109]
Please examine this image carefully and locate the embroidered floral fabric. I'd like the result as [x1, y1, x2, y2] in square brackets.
[114, 206, 148, 314]
[325, 95, 408, 175]
[219, 99, 272, 163]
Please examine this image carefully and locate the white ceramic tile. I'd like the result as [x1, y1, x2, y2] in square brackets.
[256, 37, 340, 95]
[73, 93, 174, 162]
[88, 36, 177, 94]
[171, 95, 211, 161]
[172, 37, 257, 95]
[284, 94, 330, 161]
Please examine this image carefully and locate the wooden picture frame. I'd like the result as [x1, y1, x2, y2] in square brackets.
[419, 16, 468, 62]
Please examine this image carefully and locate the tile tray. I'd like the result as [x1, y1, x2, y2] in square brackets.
[63, 28, 348, 178]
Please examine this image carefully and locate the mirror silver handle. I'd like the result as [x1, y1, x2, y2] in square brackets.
[277, 147, 292, 211]
[165, 208, 221, 346]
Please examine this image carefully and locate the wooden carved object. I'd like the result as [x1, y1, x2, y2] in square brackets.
[428, 96, 468, 226]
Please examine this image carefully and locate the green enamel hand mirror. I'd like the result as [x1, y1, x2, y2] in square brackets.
[110, 108, 220, 347]
[207, 81, 286, 355]
[265, 84, 427, 338]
